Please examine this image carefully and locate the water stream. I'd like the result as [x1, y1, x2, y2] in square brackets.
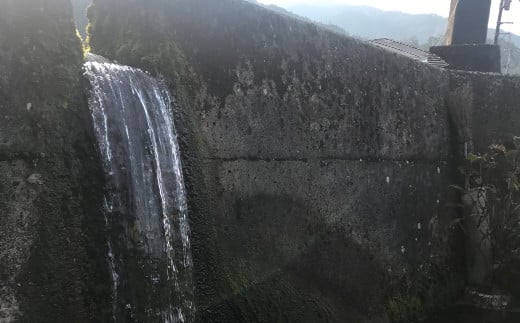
[84, 56, 194, 322]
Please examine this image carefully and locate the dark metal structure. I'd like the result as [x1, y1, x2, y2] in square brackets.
[446, 0, 492, 45]
[494, 0, 514, 45]
[434, 0, 501, 73]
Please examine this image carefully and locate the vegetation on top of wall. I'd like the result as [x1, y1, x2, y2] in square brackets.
[86, 0, 198, 92]
[0, 0, 83, 102]
[72, 0, 91, 39]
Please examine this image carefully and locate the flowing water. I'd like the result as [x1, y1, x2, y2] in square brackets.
[84, 56, 194, 322]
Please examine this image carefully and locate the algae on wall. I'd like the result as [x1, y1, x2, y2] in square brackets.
[0, 0, 111, 321]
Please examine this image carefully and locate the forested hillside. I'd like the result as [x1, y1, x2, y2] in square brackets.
[285, 3, 520, 75]
[246, 0, 347, 34]
[72, 0, 520, 74]
[288, 4, 447, 44]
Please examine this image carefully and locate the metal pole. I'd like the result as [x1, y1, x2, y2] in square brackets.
[494, 0, 506, 44]
[506, 33, 512, 73]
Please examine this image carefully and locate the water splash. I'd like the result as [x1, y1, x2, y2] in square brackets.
[84, 59, 194, 322]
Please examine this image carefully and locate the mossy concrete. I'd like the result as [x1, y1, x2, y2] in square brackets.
[0, 0, 111, 321]
[448, 71, 520, 153]
[87, 0, 468, 321]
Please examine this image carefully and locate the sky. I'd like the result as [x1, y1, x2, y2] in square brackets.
[257, 0, 520, 36]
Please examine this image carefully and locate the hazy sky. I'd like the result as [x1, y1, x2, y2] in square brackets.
[258, 0, 520, 35]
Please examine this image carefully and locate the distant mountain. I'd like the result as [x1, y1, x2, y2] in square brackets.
[277, 3, 520, 74]
[286, 3, 520, 49]
[73, 0, 520, 75]
[246, 0, 346, 35]
[287, 4, 448, 44]
[489, 29, 520, 47]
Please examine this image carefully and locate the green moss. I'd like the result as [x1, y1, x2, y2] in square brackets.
[385, 262, 464, 323]
[76, 28, 90, 55]
[218, 258, 335, 323]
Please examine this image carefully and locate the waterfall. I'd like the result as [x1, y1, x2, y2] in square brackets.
[83, 56, 194, 322]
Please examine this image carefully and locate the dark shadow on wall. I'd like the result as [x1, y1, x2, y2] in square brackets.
[195, 193, 390, 322]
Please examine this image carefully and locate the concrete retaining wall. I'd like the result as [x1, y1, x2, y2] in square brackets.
[88, 0, 464, 321]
